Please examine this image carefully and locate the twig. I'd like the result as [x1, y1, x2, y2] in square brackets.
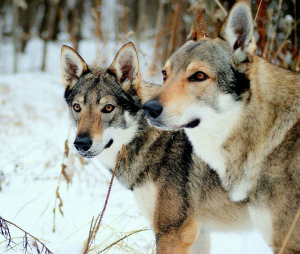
[296, 52, 300, 71]
[278, 208, 300, 254]
[123, 145, 130, 189]
[212, 0, 227, 16]
[254, 0, 263, 23]
[12, 197, 40, 220]
[271, 19, 300, 61]
[97, 229, 150, 253]
[97, 41, 122, 67]
[52, 127, 71, 233]
[82, 144, 129, 254]
[268, 0, 283, 59]
[0, 216, 52, 254]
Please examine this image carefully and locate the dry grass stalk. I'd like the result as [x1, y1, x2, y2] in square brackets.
[296, 53, 300, 71]
[97, 229, 150, 253]
[52, 128, 71, 233]
[97, 41, 122, 67]
[82, 144, 130, 254]
[254, 0, 263, 23]
[278, 208, 300, 254]
[212, 0, 227, 16]
[271, 19, 300, 62]
[0, 216, 52, 253]
[123, 145, 130, 188]
[267, 0, 283, 59]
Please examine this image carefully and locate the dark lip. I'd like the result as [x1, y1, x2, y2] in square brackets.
[104, 139, 113, 149]
[78, 152, 96, 158]
[147, 119, 177, 131]
[78, 139, 114, 158]
[182, 119, 200, 129]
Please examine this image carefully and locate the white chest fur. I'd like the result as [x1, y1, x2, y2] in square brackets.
[248, 205, 273, 245]
[185, 100, 244, 197]
[133, 181, 158, 226]
[186, 126, 251, 201]
[98, 142, 120, 169]
[98, 123, 138, 169]
[186, 126, 227, 180]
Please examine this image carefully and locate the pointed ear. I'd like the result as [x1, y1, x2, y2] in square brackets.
[109, 42, 140, 91]
[220, 0, 256, 64]
[60, 45, 89, 89]
[188, 9, 210, 41]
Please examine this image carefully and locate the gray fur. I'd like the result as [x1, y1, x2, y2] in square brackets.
[61, 44, 252, 253]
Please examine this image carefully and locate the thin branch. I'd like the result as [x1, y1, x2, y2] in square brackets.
[53, 127, 71, 233]
[0, 216, 52, 254]
[278, 208, 300, 254]
[82, 144, 129, 254]
[97, 229, 150, 253]
[254, 0, 263, 23]
[212, 0, 227, 16]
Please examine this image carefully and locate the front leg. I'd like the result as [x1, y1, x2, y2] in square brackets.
[155, 218, 200, 254]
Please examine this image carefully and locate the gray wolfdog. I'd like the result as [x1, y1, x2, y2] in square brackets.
[143, 1, 300, 253]
[60, 43, 252, 253]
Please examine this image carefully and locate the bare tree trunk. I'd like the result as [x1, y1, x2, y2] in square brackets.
[0, 0, 7, 42]
[13, 1, 19, 73]
[72, 0, 85, 51]
[41, 0, 60, 71]
[135, 0, 146, 37]
[160, 1, 173, 65]
[148, 0, 164, 73]
[119, 0, 128, 34]
[41, 40, 48, 72]
[19, 0, 40, 52]
[93, 0, 102, 39]
[39, 0, 60, 41]
[167, 1, 180, 57]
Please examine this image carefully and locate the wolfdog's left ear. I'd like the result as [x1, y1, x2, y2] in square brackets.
[61, 45, 89, 89]
[220, 0, 256, 64]
[188, 9, 210, 41]
[109, 42, 140, 91]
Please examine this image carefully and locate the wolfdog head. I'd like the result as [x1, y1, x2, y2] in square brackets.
[143, 1, 255, 132]
[61, 43, 143, 159]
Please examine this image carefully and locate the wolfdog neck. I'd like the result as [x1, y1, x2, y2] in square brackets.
[229, 55, 300, 152]
[221, 55, 300, 199]
[107, 81, 193, 191]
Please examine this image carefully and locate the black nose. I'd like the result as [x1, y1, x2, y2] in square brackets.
[74, 135, 92, 152]
[142, 100, 163, 119]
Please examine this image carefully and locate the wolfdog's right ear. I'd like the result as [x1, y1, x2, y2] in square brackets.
[60, 45, 89, 89]
[220, 0, 256, 64]
[108, 42, 140, 92]
[188, 9, 210, 41]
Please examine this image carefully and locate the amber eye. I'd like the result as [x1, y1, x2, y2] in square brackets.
[102, 104, 115, 113]
[73, 103, 81, 112]
[162, 70, 167, 81]
[189, 71, 208, 82]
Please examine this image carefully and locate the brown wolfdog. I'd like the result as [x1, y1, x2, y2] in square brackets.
[143, 1, 300, 253]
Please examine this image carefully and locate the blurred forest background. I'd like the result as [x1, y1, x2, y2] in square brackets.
[0, 0, 299, 74]
[0, 1, 298, 253]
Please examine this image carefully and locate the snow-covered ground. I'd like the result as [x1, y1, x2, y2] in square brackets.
[0, 38, 273, 254]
